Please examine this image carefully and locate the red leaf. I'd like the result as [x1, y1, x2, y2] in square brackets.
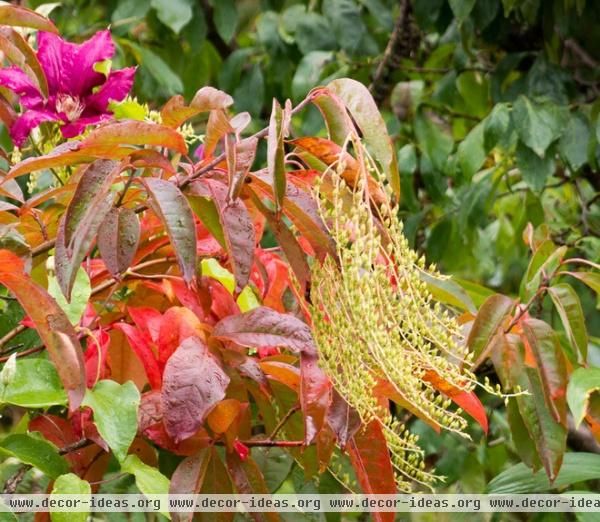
[157, 307, 206, 365]
[128, 306, 162, 346]
[113, 322, 162, 389]
[0, 249, 25, 273]
[347, 420, 396, 522]
[423, 370, 488, 434]
[84, 329, 111, 388]
[161, 336, 230, 443]
[212, 306, 316, 356]
[97, 207, 140, 278]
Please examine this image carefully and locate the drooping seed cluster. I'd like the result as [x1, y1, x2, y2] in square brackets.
[309, 140, 477, 491]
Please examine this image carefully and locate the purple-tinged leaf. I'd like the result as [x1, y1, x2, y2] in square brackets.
[169, 448, 212, 522]
[142, 177, 197, 283]
[98, 207, 140, 278]
[228, 137, 257, 201]
[194, 179, 255, 294]
[248, 189, 310, 292]
[56, 160, 121, 299]
[300, 353, 331, 444]
[162, 336, 230, 443]
[225, 452, 280, 522]
[326, 389, 361, 449]
[212, 306, 316, 356]
[467, 293, 514, 364]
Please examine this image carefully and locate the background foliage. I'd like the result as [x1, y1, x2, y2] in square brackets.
[1, 0, 600, 520]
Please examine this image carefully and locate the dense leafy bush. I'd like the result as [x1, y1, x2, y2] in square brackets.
[0, 1, 599, 521]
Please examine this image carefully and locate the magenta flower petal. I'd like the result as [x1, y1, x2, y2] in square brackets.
[86, 67, 136, 112]
[60, 113, 111, 138]
[10, 109, 61, 147]
[69, 29, 115, 97]
[37, 31, 74, 95]
[0, 66, 43, 109]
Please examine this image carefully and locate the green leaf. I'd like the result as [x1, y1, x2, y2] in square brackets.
[127, 42, 183, 96]
[294, 11, 336, 55]
[558, 112, 590, 171]
[483, 103, 510, 152]
[0, 433, 68, 479]
[0, 359, 67, 408]
[418, 271, 476, 313]
[514, 367, 567, 482]
[50, 474, 91, 522]
[292, 51, 333, 102]
[548, 284, 588, 363]
[109, 99, 147, 121]
[566, 367, 600, 428]
[448, 0, 476, 22]
[82, 380, 140, 463]
[565, 271, 600, 295]
[267, 99, 287, 213]
[143, 178, 197, 284]
[515, 141, 555, 192]
[151, 0, 193, 34]
[520, 241, 567, 301]
[458, 122, 486, 178]
[487, 452, 600, 493]
[512, 96, 568, 157]
[210, 0, 238, 43]
[415, 107, 454, 172]
[323, 0, 365, 55]
[122, 455, 171, 518]
[467, 294, 514, 363]
[47, 265, 91, 326]
[507, 398, 540, 470]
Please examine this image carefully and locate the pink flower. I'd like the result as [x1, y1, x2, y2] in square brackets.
[0, 30, 135, 146]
